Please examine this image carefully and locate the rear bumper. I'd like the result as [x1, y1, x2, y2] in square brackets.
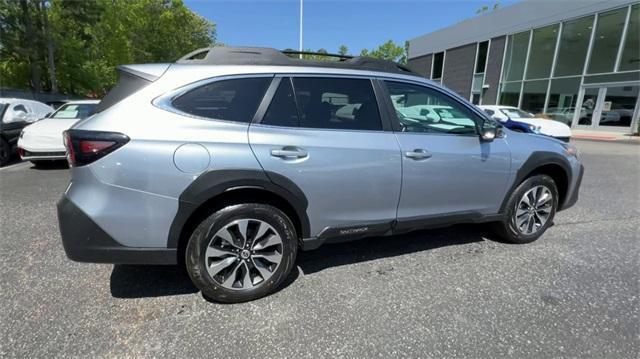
[19, 148, 66, 160]
[57, 195, 177, 264]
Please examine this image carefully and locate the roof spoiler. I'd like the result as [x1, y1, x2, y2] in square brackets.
[117, 63, 172, 81]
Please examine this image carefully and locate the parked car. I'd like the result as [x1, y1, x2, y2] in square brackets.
[480, 107, 539, 134]
[480, 105, 572, 142]
[18, 100, 99, 165]
[57, 47, 584, 303]
[0, 98, 53, 166]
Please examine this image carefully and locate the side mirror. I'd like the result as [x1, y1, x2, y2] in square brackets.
[481, 127, 497, 142]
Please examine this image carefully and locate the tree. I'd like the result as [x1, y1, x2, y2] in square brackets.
[338, 45, 348, 56]
[0, 0, 216, 96]
[359, 40, 407, 64]
[476, 1, 500, 14]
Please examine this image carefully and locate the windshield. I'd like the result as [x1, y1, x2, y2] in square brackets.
[50, 103, 97, 119]
[500, 108, 533, 119]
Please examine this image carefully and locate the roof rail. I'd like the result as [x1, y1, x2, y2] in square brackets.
[281, 50, 353, 61]
[176, 46, 417, 76]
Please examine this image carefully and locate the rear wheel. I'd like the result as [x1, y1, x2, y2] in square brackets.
[495, 175, 558, 244]
[185, 203, 297, 303]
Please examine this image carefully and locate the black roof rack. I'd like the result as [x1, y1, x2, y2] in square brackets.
[176, 46, 416, 75]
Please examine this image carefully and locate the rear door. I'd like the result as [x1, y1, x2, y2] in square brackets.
[380, 80, 511, 223]
[249, 75, 402, 238]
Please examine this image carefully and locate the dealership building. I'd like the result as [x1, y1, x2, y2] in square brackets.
[407, 0, 639, 134]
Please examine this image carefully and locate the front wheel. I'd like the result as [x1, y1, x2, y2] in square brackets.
[494, 175, 558, 244]
[185, 203, 298, 303]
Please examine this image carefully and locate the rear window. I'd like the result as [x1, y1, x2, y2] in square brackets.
[172, 77, 271, 123]
[51, 103, 97, 119]
[95, 71, 151, 113]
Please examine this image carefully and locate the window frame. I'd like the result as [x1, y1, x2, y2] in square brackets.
[252, 74, 394, 132]
[154, 73, 275, 124]
[376, 78, 487, 137]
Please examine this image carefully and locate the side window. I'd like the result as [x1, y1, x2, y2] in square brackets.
[172, 77, 271, 123]
[13, 104, 28, 113]
[262, 78, 299, 127]
[292, 77, 382, 131]
[385, 81, 480, 135]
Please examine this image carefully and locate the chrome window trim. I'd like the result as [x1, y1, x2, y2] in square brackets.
[152, 73, 275, 124]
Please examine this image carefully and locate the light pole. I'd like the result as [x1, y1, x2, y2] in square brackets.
[299, 0, 303, 58]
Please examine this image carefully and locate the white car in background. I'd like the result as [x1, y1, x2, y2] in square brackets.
[18, 100, 99, 164]
[480, 105, 572, 142]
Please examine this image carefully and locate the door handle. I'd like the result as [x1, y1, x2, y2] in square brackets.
[270, 147, 308, 159]
[404, 149, 432, 160]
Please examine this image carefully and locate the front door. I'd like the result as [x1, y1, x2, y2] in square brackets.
[574, 84, 640, 131]
[249, 76, 402, 237]
[381, 80, 511, 223]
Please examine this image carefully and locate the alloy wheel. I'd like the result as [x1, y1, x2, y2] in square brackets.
[514, 185, 553, 235]
[205, 219, 283, 290]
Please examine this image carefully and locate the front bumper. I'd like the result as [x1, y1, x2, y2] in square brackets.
[57, 195, 177, 264]
[560, 163, 584, 210]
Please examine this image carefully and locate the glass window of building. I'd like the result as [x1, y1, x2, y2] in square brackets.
[475, 41, 489, 73]
[502, 31, 530, 81]
[587, 8, 627, 74]
[432, 52, 444, 80]
[520, 80, 548, 114]
[554, 15, 594, 77]
[619, 4, 640, 72]
[499, 82, 521, 107]
[526, 24, 559, 79]
[546, 77, 581, 125]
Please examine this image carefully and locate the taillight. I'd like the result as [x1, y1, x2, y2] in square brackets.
[63, 130, 129, 167]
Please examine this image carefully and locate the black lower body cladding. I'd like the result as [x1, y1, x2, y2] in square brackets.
[57, 195, 177, 264]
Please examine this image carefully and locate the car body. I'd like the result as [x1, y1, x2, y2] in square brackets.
[480, 105, 572, 142]
[57, 47, 584, 302]
[0, 98, 53, 166]
[18, 100, 99, 163]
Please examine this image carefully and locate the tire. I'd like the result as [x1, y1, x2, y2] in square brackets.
[494, 175, 559, 244]
[0, 138, 9, 167]
[185, 203, 298, 303]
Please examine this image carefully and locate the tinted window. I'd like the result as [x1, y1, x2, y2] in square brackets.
[587, 8, 627, 74]
[262, 78, 299, 127]
[172, 77, 271, 123]
[475, 41, 489, 73]
[432, 52, 444, 79]
[96, 71, 151, 113]
[292, 77, 382, 131]
[385, 81, 479, 135]
[503, 31, 530, 81]
[526, 24, 558, 79]
[13, 104, 27, 113]
[554, 15, 594, 77]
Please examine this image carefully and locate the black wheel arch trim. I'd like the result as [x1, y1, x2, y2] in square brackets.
[167, 169, 310, 248]
[499, 151, 573, 213]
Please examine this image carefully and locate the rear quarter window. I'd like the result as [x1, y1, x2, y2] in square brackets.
[95, 71, 151, 113]
[171, 77, 271, 123]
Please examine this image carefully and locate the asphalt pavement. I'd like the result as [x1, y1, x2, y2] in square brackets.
[1, 140, 639, 358]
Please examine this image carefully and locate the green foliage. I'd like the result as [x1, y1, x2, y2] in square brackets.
[359, 40, 407, 64]
[0, 0, 215, 96]
[476, 1, 500, 14]
[338, 45, 348, 56]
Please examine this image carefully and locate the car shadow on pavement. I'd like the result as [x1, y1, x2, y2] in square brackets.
[30, 160, 68, 170]
[110, 265, 198, 298]
[296, 224, 493, 275]
[109, 224, 495, 299]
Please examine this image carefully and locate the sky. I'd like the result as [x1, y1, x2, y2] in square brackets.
[184, 0, 519, 55]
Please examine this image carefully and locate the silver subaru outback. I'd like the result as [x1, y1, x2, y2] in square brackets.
[58, 47, 583, 303]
